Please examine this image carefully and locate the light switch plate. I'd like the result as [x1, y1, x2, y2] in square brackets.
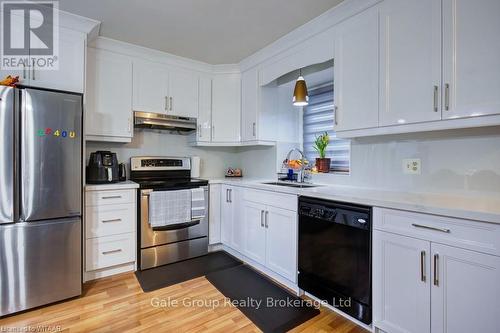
[403, 158, 421, 175]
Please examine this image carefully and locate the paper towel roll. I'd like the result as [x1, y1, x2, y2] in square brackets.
[191, 156, 201, 178]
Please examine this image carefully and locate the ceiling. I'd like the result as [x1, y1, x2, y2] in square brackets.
[59, 0, 344, 64]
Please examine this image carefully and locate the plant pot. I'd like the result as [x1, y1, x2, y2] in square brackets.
[315, 158, 331, 173]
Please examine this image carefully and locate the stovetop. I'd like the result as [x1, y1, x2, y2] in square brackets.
[132, 178, 209, 190]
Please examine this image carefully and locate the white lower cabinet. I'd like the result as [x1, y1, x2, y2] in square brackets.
[220, 186, 298, 283]
[264, 206, 297, 281]
[208, 184, 222, 244]
[374, 208, 500, 333]
[84, 187, 137, 281]
[430, 244, 500, 333]
[373, 230, 431, 333]
[242, 200, 267, 265]
[220, 185, 242, 251]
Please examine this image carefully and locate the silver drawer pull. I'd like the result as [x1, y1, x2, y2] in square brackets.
[102, 218, 122, 223]
[102, 195, 122, 199]
[102, 249, 122, 255]
[411, 223, 450, 233]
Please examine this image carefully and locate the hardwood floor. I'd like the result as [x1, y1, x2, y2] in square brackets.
[0, 272, 369, 332]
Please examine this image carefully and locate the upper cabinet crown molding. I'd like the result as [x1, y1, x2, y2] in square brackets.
[90, 37, 212, 73]
[239, 0, 382, 72]
[58, 9, 101, 40]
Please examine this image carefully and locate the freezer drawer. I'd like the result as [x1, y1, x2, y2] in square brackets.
[0, 218, 82, 316]
[20, 88, 82, 221]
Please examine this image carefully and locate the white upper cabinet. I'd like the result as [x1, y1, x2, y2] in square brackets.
[133, 60, 199, 117]
[0, 13, 28, 85]
[241, 68, 259, 142]
[442, 0, 500, 119]
[211, 73, 241, 142]
[196, 76, 212, 142]
[133, 60, 169, 113]
[379, 0, 442, 126]
[168, 68, 199, 118]
[0, 13, 85, 93]
[86, 48, 133, 142]
[31, 27, 85, 93]
[431, 243, 500, 333]
[334, 5, 379, 132]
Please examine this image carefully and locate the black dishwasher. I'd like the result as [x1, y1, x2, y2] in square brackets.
[298, 196, 372, 324]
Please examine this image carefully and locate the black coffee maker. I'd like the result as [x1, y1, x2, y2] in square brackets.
[86, 151, 120, 184]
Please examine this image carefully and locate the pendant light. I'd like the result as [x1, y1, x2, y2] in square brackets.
[292, 69, 309, 106]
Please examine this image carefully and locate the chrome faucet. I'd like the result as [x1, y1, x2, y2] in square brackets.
[284, 148, 308, 183]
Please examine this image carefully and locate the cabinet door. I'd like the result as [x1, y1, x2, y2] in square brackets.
[133, 60, 169, 113]
[373, 230, 431, 333]
[220, 185, 233, 246]
[208, 184, 221, 244]
[86, 48, 133, 141]
[265, 206, 297, 282]
[229, 187, 243, 251]
[169, 68, 199, 118]
[196, 76, 212, 142]
[334, 6, 379, 131]
[443, 0, 500, 119]
[0, 12, 29, 85]
[211, 73, 241, 142]
[431, 244, 500, 333]
[241, 68, 259, 142]
[241, 200, 266, 265]
[30, 27, 85, 93]
[379, 0, 442, 125]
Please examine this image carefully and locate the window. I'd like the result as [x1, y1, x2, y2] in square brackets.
[302, 84, 350, 173]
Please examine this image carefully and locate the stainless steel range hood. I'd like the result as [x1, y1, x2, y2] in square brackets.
[134, 111, 196, 132]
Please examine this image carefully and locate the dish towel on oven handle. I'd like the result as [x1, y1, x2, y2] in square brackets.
[191, 188, 206, 219]
[148, 189, 192, 227]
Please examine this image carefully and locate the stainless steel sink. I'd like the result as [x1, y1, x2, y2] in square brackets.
[261, 181, 320, 188]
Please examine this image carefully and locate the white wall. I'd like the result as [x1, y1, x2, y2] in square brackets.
[86, 129, 239, 178]
[236, 127, 500, 196]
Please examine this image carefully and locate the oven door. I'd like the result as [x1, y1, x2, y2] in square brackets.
[140, 186, 208, 249]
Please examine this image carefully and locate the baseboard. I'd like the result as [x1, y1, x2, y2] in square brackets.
[208, 243, 223, 252]
[84, 262, 136, 282]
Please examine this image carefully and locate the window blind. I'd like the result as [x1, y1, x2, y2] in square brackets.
[302, 84, 350, 173]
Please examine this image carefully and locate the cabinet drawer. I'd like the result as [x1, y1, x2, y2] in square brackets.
[85, 203, 135, 239]
[86, 189, 135, 206]
[86, 233, 135, 271]
[243, 188, 297, 211]
[374, 208, 500, 256]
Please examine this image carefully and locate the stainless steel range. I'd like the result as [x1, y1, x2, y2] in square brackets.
[130, 156, 209, 270]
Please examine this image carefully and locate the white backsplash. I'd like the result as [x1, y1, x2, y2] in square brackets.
[235, 127, 500, 196]
[86, 129, 239, 178]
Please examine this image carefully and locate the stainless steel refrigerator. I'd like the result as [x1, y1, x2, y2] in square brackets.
[0, 87, 82, 316]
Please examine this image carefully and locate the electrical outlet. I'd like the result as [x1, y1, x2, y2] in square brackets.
[403, 158, 421, 175]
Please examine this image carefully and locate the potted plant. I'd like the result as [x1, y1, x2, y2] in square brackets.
[313, 132, 331, 173]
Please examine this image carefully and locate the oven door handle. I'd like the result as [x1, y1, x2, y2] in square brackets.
[152, 220, 201, 231]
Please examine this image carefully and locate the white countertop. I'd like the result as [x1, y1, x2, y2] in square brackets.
[209, 178, 500, 224]
[85, 180, 139, 191]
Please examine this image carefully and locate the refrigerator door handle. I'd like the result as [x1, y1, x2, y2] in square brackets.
[0, 87, 16, 224]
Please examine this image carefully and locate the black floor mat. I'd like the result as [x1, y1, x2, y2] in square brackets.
[134, 251, 242, 292]
[206, 265, 320, 333]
